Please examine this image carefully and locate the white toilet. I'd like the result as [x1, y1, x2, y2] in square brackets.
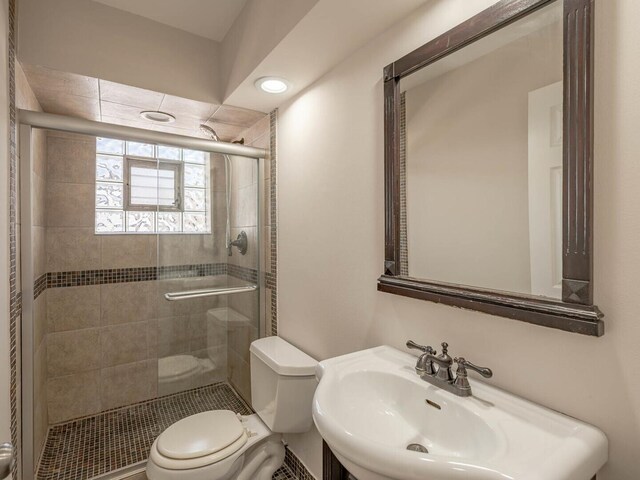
[146, 336, 317, 480]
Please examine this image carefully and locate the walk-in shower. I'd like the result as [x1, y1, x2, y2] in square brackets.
[18, 110, 269, 480]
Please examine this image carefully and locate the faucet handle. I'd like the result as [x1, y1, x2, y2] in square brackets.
[406, 340, 435, 354]
[406, 340, 436, 376]
[454, 357, 493, 378]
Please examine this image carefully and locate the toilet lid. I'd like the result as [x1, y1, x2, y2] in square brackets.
[157, 411, 245, 460]
[158, 355, 201, 381]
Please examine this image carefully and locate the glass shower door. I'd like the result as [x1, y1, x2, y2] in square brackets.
[154, 149, 261, 406]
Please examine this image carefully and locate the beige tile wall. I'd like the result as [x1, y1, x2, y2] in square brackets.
[226, 113, 270, 403]
[16, 61, 49, 462]
[44, 132, 230, 423]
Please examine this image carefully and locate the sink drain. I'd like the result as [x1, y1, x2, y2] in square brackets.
[406, 443, 429, 454]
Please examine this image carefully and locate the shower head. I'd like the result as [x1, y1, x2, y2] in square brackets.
[199, 124, 220, 141]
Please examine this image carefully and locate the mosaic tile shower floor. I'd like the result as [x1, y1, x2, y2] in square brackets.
[37, 382, 298, 480]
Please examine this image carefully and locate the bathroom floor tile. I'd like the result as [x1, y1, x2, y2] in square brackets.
[37, 382, 253, 480]
[273, 464, 298, 480]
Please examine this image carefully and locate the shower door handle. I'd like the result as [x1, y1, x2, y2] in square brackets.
[0, 443, 13, 479]
[164, 285, 257, 301]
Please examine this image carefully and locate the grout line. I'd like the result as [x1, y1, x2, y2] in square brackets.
[205, 104, 222, 125]
[97, 80, 103, 122]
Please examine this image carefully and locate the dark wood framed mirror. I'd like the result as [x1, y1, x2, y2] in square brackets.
[378, 0, 604, 336]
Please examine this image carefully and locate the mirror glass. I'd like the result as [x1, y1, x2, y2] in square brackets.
[400, 1, 563, 298]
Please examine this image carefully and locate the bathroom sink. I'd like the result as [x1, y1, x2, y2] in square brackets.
[313, 346, 607, 480]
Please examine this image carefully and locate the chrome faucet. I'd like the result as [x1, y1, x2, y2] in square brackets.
[406, 340, 493, 397]
[405, 340, 436, 375]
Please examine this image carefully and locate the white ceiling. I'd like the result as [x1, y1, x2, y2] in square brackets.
[225, 0, 430, 112]
[90, 0, 248, 41]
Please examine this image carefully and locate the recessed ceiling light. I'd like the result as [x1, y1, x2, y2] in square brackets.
[255, 76, 289, 94]
[140, 111, 176, 123]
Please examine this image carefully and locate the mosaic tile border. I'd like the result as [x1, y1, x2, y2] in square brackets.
[265, 271, 276, 290]
[47, 263, 228, 289]
[31, 263, 257, 293]
[8, 0, 21, 478]
[9, 296, 20, 480]
[34, 274, 47, 299]
[227, 263, 258, 283]
[399, 92, 408, 277]
[269, 109, 278, 336]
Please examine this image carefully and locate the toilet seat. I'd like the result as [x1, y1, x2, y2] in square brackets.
[151, 411, 248, 470]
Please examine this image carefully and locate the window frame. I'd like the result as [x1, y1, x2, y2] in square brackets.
[123, 156, 184, 213]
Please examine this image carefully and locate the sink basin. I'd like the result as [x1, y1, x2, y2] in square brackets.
[313, 346, 607, 480]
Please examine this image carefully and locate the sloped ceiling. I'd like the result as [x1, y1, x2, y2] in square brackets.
[90, 0, 248, 41]
[224, 0, 431, 112]
[19, 0, 431, 112]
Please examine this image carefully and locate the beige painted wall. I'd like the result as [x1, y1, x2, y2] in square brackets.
[17, 0, 221, 103]
[405, 22, 562, 294]
[276, 0, 640, 478]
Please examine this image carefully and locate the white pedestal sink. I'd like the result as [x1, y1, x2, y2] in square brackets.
[312, 346, 607, 480]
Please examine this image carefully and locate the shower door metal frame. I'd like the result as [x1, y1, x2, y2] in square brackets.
[19, 124, 36, 480]
[257, 155, 267, 343]
[18, 110, 268, 480]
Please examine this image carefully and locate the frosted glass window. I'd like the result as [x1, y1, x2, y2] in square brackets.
[184, 188, 206, 211]
[183, 149, 207, 164]
[158, 212, 182, 232]
[96, 182, 123, 208]
[96, 210, 124, 232]
[127, 141, 155, 157]
[185, 164, 206, 187]
[95, 139, 211, 234]
[183, 212, 208, 233]
[97, 137, 124, 155]
[96, 155, 123, 181]
[158, 145, 181, 160]
[127, 211, 155, 233]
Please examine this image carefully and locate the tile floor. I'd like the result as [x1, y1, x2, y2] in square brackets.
[36, 382, 261, 480]
[273, 464, 298, 479]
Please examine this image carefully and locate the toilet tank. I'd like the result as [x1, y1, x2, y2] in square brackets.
[249, 337, 317, 433]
